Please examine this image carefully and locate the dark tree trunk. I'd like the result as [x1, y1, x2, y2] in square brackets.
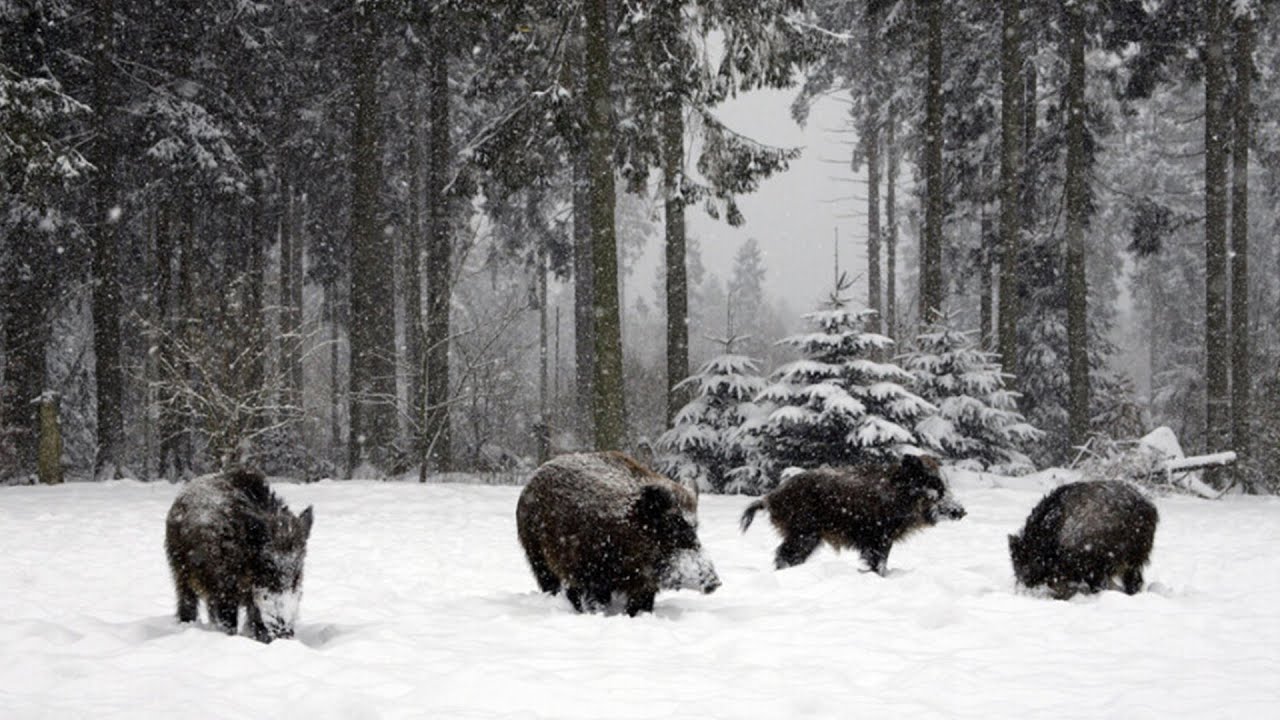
[1064, 0, 1090, 449]
[662, 93, 689, 424]
[998, 0, 1024, 376]
[0, 251, 49, 480]
[92, 0, 124, 480]
[1203, 0, 1230, 485]
[538, 240, 551, 464]
[864, 3, 882, 335]
[570, 31, 595, 443]
[405, 74, 425, 435]
[422, 7, 454, 474]
[920, 0, 944, 324]
[1230, 8, 1252, 480]
[585, 0, 626, 450]
[347, 1, 396, 475]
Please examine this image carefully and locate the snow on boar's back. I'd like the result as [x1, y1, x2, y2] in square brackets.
[1009, 480, 1157, 599]
[740, 454, 964, 574]
[516, 451, 720, 616]
[165, 469, 313, 642]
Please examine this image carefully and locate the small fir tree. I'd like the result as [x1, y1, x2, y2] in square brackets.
[904, 320, 1042, 473]
[657, 334, 768, 493]
[757, 275, 933, 481]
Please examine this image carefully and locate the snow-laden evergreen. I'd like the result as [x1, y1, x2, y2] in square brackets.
[657, 352, 768, 493]
[903, 323, 1041, 474]
[756, 280, 933, 481]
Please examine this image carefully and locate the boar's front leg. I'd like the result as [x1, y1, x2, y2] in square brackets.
[1121, 567, 1144, 595]
[208, 599, 239, 634]
[625, 591, 655, 616]
[860, 540, 892, 576]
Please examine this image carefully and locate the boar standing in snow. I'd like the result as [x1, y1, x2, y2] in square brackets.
[516, 451, 721, 615]
[740, 455, 965, 573]
[165, 469, 314, 642]
[1009, 480, 1157, 599]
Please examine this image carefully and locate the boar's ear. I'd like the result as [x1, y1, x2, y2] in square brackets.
[1007, 534, 1020, 555]
[299, 506, 314, 539]
[633, 485, 677, 524]
[900, 454, 925, 473]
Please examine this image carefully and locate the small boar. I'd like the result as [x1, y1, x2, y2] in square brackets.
[165, 469, 313, 642]
[516, 451, 721, 616]
[740, 455, 965, 574]
[1009, 480, 1157, 599]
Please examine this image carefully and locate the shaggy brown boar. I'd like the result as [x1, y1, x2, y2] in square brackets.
[165, 469, 313, 642]
[740, 455, 965, 573]
[516, 451, 720, 616]
[1009, 480, 1157, 599]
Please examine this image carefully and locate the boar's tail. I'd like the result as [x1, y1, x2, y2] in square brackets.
[740, 499, 767, 533]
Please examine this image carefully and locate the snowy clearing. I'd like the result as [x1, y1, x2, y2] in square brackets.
[2, 476, 1279, 719]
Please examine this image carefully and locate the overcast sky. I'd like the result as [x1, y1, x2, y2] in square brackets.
[630, 87, 873, 317]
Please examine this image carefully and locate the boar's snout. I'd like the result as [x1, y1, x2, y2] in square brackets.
[938, 496, 966, 521]
[660, 547, 721, 594]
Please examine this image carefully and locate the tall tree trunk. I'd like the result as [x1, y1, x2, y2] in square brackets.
[0, 248, 49, 480]
[585, 0, 626, 450]
[570, 31, 595, 443]
[405, 74, 425, 437]
[92, 0, 124, 480]
[1203, 0, 1230, 485]
[998, 0, 1024, 376]
[864, 3, 882, 334]
[920, 0, 944, 324]
[327, 281, 343, 461]
[886, 102, 898, 342]
[1064, 0, 1091, 449]
[422, 7, 454, 474]
[662, 93, 689, 424]
[347, 1, 396, 475]
[1230, 6, 1252, 483]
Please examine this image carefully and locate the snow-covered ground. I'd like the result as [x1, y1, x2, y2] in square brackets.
[2, 474, 1279, 719]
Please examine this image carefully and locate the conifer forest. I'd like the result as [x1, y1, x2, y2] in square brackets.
[2, 0, 1278, 491]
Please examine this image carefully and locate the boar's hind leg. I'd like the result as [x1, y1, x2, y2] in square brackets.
[175, 581, 199, 623]
[625, 592, 655, 617]
[523, 543, 562, 594]
[775, 532, 821, 569]
[1121, 566, 1144, 595]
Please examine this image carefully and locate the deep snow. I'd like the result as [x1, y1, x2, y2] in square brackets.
[2, 474, 1278, 719]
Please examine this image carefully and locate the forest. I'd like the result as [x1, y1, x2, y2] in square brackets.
[2, 0, 1278, 492]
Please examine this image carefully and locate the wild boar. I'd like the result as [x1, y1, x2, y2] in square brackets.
[165, 469, 313, 642]
[1009, 480, 1157, 599]
[517, 451, 720, 615]
[741, 454, 964, 573]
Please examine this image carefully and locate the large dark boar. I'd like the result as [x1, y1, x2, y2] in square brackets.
[740, 455, 965, 574]
[1009, 480, 1157, 599]
[165, 469, 314, 642]
[516, 451, 721, 616]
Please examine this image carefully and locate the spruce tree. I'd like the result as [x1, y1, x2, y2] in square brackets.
[657, 339, 767, 493]
[905, 321, 1041, 473]
[758, 276, 933, 479]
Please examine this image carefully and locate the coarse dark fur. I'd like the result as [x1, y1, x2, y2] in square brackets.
[516, 451, 719, 616]
[740, 455, 965, 574]
[1009, 480, 1157, 599]
[165, 468, 313, 642]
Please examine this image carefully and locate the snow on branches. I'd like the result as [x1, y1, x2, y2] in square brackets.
[903, 323, 1041, 474]
[657, 353, 768, 493]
